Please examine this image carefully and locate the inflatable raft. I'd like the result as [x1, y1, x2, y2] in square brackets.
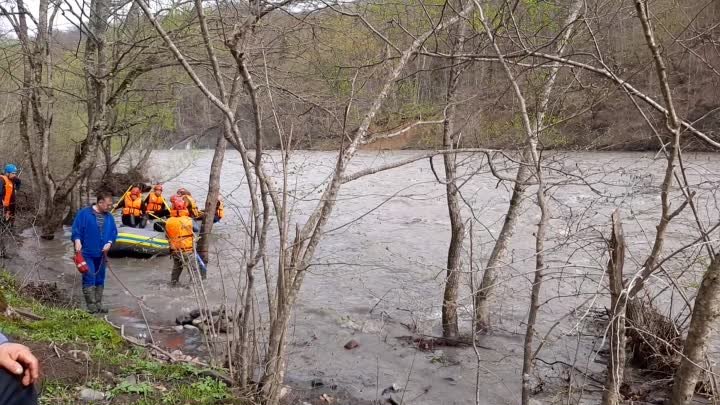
[109, 220, 170, 257]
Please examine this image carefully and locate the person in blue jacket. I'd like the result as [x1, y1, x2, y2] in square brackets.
[0, 331, 39, 405]
[71, 191, 118, 314]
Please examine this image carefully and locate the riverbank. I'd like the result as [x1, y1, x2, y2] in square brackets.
[0, 271, 240, 404]
[0, 271, 372, 405]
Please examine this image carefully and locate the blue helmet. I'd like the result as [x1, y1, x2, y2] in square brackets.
[4, 164, 17, 174]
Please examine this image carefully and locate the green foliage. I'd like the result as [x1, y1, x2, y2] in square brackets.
[111, 380, 156, 396]
[0, 273, 122, 348]
[39, 381, 75, 405]
[522, 0, 561, 34]
[0, 271, 245, 405]
[157, 378, 232, 405]
[114, 352, 200, 381]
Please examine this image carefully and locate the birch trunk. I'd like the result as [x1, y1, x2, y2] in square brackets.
[670, 256, 720, 405]
[441, 20, 467, 339]
[197, 134, 227, 263]
[474, 0, 582, 331]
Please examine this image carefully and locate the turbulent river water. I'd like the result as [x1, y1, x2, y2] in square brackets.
[11, 150, 720, 405]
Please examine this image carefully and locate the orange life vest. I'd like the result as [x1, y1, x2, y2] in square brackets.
[170, 208, 190, 218]
[0, 175, 14, 208]
[166, 216, 194, 252]
[122, 195, 143, 216]
[146, 193, 166, 214]
[216, 200, 224, 219]
[185, 195, 202, 219]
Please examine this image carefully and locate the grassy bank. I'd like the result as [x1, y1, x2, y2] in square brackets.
[0, 272, 242, 405]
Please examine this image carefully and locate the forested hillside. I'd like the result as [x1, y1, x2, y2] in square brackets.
[0, 0, 718, 157]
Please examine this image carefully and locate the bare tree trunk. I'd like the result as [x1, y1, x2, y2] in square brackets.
[197, 134, 227, 262]
[602, 210, 627, 405]
[670, 256, 720, 405]
[625, 0, 683, 297]
[473, 0, 582, 332]
[441, 20, 467, 339]
[521, 178, 549, 405]
[4, 0, 57, 225]
[474, 164, 529, 331]
[37, 0, 108, 237]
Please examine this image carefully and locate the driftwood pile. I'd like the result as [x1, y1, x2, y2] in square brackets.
[626, 298, 683, 374]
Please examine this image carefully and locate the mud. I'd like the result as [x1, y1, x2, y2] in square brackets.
[20, 281, 72, 308]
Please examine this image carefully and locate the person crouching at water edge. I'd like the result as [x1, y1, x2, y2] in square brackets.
[71, 191, 118, 313]
[115, 186, 145, 228]
[165, 195, 204, 286]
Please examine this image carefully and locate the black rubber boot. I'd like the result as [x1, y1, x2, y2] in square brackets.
[94, 286, 108, 314]
[82, 287, 97, 313]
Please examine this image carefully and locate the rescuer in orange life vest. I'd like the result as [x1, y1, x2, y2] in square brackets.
[114, 187, 145, 228]
[143, 184, 170, 218]
[0, 164, 21, 225]
[165, 195, 202, 285]
[213, 194, 224, 223]
[176, 188, 203, 220]
[0, 164, 21, 259]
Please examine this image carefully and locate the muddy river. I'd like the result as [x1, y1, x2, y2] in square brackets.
[11, 150, 720, 404]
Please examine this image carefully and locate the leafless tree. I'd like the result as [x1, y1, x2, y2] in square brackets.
[440, 16, 468, 339]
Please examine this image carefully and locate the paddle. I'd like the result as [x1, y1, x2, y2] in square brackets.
[196, 254, 208, 278]
[147, 212, 167, 223]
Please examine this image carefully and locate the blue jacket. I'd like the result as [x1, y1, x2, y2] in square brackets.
[71, 206, 118, 258]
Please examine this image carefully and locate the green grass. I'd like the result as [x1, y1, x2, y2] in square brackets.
[0, 271, 244, 405]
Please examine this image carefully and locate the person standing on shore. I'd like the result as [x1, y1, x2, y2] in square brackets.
[71, 191, 118, 313]
[0, 164, 20, 224]
[0, 164, 21, 259]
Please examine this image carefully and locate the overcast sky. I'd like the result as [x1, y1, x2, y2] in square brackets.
[0, 0, 134, 35]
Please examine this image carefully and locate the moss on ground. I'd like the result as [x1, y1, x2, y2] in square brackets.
[0, 272, 246, 405]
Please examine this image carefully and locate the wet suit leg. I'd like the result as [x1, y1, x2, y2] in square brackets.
[0, 369, 38, 405]
[121, 215, 132, 227]
[121, 215, 140, 228]
[171, 253, 186, 285]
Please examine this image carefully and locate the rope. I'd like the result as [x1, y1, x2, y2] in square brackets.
[103, 253, 157, 346]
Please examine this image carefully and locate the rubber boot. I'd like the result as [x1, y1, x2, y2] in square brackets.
[82, 287, 98, 313]
[95, 286, 108, 314]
